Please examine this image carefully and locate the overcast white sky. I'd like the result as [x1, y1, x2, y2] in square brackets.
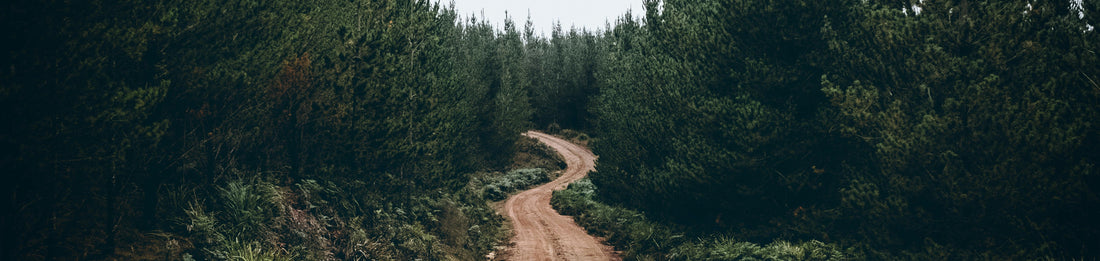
[442, 0, 641, 35]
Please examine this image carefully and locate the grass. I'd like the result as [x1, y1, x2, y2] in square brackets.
[218, 181, 277, 240]
[551, 178, 851, 261]
[221, 239, 292, 261]
[179, 179, 290, 260]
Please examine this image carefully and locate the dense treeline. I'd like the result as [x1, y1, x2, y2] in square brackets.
[524, 23, 602, 130]
[585, 0, 1100, 259]
[0, 0, 574, 259]
[4, 0, 1098, 259]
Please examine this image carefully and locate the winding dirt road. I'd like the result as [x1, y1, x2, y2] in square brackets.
[500, 131, 618, 261]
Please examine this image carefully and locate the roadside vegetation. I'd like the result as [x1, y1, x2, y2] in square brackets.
[484, 168, 551, 201]
[177, 176, 507, 260]
[553, 179, 849, 260]
[546, 127, 594, 148]
[162, 135, 564, 260]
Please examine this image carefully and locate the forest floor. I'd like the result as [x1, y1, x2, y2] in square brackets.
[496, 131, 619, 261]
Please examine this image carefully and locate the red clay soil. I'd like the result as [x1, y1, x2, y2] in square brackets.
[499, 131, 619, 261]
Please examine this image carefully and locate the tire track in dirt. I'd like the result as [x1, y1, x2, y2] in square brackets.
[500, 131, 618, 261]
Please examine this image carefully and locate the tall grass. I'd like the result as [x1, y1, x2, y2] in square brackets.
[221, 239, 292, 261]
[182, 179, 291, 260]
[218, 181, 277, 240]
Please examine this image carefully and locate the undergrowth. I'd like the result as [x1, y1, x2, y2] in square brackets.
[511, 135, 567, 171]
[152, 135, 569, 260]
[171, 175, 509, 260]
[482, 168, 550, 201]
[554, 129, 592, 147]
[552, 178, 852, 261]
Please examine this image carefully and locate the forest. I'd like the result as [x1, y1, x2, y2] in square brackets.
[1, 0, 1097, 260]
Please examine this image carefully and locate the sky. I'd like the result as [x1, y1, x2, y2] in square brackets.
[442, 0, 642, 36]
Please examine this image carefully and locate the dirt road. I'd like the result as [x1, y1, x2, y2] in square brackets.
[500, 131, 618, 261]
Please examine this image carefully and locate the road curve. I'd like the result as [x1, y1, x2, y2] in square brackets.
[501, 131, 618, 261]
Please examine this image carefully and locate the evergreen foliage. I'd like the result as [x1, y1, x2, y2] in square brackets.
[1, 0, 543, 259]
[2, 0, 1098, 259]
[584, 0, 1100, 259]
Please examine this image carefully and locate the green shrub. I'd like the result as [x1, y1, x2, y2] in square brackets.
[268, 176, 506, 261]
[183, 202, 223, 247]
[670, 238, 847, 261]
[558, 129, 592, 145]
[337, 223, 394, 260]
[547, 123, 563, 134]
[553, 179, 851, 260]
[220, 239, 293, 261]
[560, 129, 583, 140]
[483, 168, 550, 200]
[179, 179, 287, 260]
[552, 179, 676, 258]
[219, 181, 277, 240]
